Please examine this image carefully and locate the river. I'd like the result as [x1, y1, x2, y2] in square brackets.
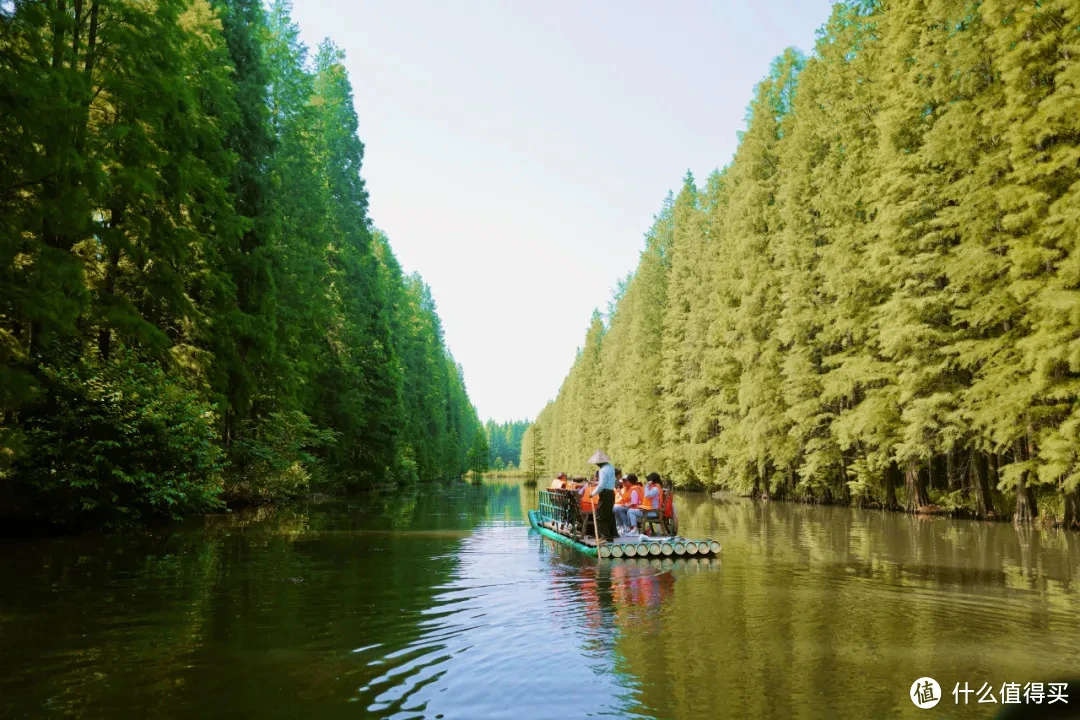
[1, 479, 1078, 719]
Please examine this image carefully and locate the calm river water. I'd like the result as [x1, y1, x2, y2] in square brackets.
[2, 479, 1079, 719]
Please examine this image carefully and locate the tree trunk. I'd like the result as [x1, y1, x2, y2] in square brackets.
[42, 0, 68, 254]
[774, 469, 790, 501]
[1063, 488, 1080, 530]
[929, 455, 948, 491]
[838, 453, 851, 505]
[52, 0, 67, 71]
[884, 461, 900, 511]
[74, 1, 98, 157]
[960, 448, 972, 493]
[947, 449, 960, 492]
[1012, 439, 1037, 524]
[98, 201, 124, 360]
[971, 450, 993, 518]
[905, 458, 929, 512]
[72, 0, 82, 62]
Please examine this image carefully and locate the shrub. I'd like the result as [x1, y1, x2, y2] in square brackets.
[11, 348, 224, 529]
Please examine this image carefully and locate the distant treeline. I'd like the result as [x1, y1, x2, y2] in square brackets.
[0, 0, 481, 530]
[485, 419, 529, 469]
[523, 0, 1080, 526]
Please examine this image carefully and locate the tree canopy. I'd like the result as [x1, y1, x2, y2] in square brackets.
[0, 0, 481, 530]
[526, 0, 1080, 527]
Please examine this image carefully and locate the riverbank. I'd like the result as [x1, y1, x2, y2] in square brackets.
[0, 476, 461, 539]
[700, 484, 1080, 531]
[475, 469, 532, 478]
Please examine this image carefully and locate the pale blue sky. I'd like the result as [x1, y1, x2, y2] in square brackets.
[290, 0, 835, 422]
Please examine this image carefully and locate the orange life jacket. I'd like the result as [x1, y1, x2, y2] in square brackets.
[614, 486, 628, 506]
[641, 485, 660, 511]
[580, 485, 597, 511]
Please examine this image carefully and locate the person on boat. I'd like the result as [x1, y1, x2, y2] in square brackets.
[613, 475, 630, 533]
[586, 450, 618, 542]
[550, 472, 568, 490]
[615, 474, 643, 535]
[639, 473, 664, 532]
[614, 475, 629, 507]
[577, 474, 597, 513]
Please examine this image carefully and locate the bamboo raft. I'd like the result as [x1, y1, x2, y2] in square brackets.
[528, 489, 721, 559]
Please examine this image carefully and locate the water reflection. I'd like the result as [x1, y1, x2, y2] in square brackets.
[0, 481, 1078, 719]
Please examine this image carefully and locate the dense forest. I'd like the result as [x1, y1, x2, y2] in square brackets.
[485, 419, 529, 470]
[523, 0, 1080, 527]
[0, 0, 482, 530]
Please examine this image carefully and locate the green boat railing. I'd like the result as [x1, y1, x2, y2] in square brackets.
[537, 488, 582, 540]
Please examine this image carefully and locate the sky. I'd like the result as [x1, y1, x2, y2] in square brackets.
[289, 0, 836, 423]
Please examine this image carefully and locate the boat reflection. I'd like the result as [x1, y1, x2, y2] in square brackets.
[537, 535, 719, 630]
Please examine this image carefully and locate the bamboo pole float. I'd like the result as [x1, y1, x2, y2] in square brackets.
[636, 543, 650, 557]
[624, 542, 637, 557]
[673, 541, 686, 555]
[661, 542, 674, 556]
[684, 540, 698, 555]
[648, 541, 662, 556]
[610, 544, 624, 558]
[709, 540, 722, 554]
[598, 544, 612, 558]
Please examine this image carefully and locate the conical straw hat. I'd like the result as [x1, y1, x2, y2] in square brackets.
[588, 449, 611, 464]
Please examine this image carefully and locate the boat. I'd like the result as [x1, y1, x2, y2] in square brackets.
[527, 487, 721, 559]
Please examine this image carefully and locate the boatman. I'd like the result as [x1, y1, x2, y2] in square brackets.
[587, 449, 617, 542]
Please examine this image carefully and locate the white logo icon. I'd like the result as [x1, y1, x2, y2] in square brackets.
[911, 677, 942, 709]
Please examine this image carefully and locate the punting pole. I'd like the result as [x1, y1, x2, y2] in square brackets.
[591, 491, 601, 551]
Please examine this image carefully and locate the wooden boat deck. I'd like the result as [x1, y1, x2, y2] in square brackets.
[538, 520, 671, 547]
[535, 517, 720, 557]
